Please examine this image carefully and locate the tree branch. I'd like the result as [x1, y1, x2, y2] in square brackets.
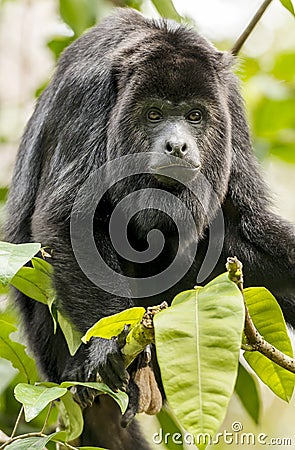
[121, 302, 168, 368]
[0, 433, 47, 450]
[227, 257, 295, 374]
[231, 0, 273, 56]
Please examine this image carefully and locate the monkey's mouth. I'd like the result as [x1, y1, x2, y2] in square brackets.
[151, 163, 200, 184]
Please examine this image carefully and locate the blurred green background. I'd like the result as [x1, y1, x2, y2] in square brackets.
[0, 0, 294, 448]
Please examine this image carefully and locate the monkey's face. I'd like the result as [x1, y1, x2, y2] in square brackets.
[138, 99, 202, 186]
[104, 35, 233, 237]
[108, 48, 232, 188]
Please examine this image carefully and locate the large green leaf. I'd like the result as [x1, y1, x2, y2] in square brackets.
[11, 257, 54, 305]
[56, 390, 84, 441]
[0, 242, 41, 286]
[14, 383, 67, 422]
[4, 432, 66, 450]
[0, 320, 38, 383]
[235, 363, 260, 424]
[243, 287, 295, 401]
[82, 307, 145, 342]
[154, 273, 244, 449]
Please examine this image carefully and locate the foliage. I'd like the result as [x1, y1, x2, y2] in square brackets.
[0, 242, 41, 286]
[82, 307, 146, 342]
[243, 288, 294, 401]
[0, 242, 294, 449]
[239, 50, 295, 165]
[0, 321, 38, 385]
[45, 0, 182, 63]
[280, 0, 295, 16]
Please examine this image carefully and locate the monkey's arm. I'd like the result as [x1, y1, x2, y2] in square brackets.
[29, 211, 132, 396]
[223, 200, 295, 326]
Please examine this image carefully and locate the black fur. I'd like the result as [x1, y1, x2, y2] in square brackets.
[6, 8, 295, 449]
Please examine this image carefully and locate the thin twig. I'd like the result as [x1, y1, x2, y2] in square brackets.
[227, 256, 295, 374]
[0, 432, 47, 450]
[231, 0, 273, 56]
[10, 405, 24, 439]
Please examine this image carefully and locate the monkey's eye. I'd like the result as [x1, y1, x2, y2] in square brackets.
[186, 109, 202, 124]
[147, 109, 163, 122]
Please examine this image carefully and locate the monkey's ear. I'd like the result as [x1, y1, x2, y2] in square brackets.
[213, 51, 235, 71]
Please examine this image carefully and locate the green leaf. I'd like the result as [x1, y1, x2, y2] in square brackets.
[125, 0, 144, 10]
[59, 0, 96, 36]
[270, 143, 295, 164]
[60, 381, 128, 414]
[0, 241, 41, 286]
[35, 80, 49, 98]
[56, 390, 84, 441]
[0, 358, 18, 394]
[82, 307, 146, 343]
[280, 0, 295, 16]
[243, 287, 295, 401]
[272, 52, 295, 83]
[30, 257, 53, 275]
[11, 257, 54, 305]
[154, 273, 244, 449]
[47, 36, 74, 60]
[0, 320, 38, 383]
[14, 383, 67, 421]
[235, 363, 260, 424]
[5, 432, 65, 450]
[156, 404, 185, 449]
[253, 98, 295, 141]
[151, 0, 183, 21]
[0, 187, 8, 202]
[57, 310, 82, 356]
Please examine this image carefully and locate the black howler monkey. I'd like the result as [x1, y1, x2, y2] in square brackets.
[6, 7, 295, 450]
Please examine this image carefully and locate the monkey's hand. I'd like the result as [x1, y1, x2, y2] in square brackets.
[62, 337, 129, 408]
[88, 336, 130, 390]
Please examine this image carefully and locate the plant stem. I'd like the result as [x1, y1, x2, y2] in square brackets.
[231, 0, 273, 55]
[10, 405, 24, 439]
[0, 432, 47, 450]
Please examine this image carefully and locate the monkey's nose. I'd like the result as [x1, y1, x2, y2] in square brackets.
[165, 141, 188, 158]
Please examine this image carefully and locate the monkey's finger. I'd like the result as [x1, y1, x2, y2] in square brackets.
[98, 362, 129, 392]
[108, 354, 130, 384]
[72, 386, 96, 409]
